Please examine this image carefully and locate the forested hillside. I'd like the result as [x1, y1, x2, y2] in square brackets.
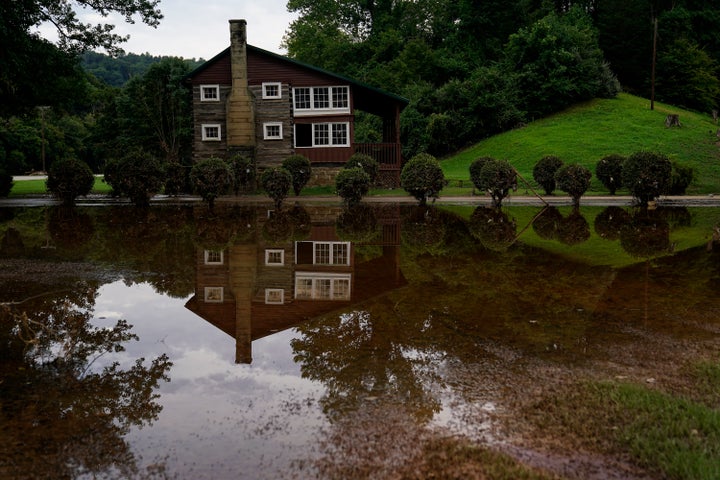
[82, 52, 204, 87]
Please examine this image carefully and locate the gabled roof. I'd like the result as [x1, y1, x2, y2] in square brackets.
[185, 44, 409, 114]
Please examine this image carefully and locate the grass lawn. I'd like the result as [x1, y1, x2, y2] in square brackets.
[9, 177, 111, 197]
[440, 93, 720, 195]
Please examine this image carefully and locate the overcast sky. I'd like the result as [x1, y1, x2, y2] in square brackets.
[35, 0, 298, 59]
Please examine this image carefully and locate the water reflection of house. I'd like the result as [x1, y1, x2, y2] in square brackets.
[185, 206, 405, 363]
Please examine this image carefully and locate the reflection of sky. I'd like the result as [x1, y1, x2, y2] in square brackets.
[93, 281, 327, 479]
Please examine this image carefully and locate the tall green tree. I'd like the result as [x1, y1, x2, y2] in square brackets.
[0, 0, 162, 115]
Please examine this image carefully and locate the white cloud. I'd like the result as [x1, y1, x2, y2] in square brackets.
[34, 0, 297, 58]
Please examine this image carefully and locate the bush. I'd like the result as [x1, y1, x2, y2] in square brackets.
[400, 153, 446, 205]
[0, 169, 13, 197]
[190, 157, 233, 209]
[229, 154, 255, 195]
[622, 151, 672, 206]
[46, 158, 95, 205]
[336, 167, 371, 205]
[104, 150, 166, 206]
[260, 167, 292, 209]
[469, 157, 494, 192]
[533, 155, 564, 195]
[281, 154, 312, 196]
[555, 163, 592, 206]
[344, 153, 379, 184]
[669, 161, 694, 195]
[595, 154, 625, 195]
[164, 162, 190, 196]
[477, 158, 517, 208]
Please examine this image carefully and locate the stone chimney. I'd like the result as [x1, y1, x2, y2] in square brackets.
[226, 19, 255, 150]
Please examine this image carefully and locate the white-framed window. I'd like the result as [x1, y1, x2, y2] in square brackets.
[296, 241, 350, 265]
[263, 122, 283, 140]
[265, 288, 284, 304]
[201, 124, 221, 141]
[294, 273, 351, 300]
[200, 85, 220, 101]
[262, 82, 282, 99]
[292, 86, 349, 116]
[265, 249, 285, 266]
[294, 122, 349, 148]
[204, 287, 224, 303]
[204, 250, 224, 265]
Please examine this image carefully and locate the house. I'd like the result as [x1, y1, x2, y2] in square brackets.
[184, 19, 409, 187]
[184, 204, 406, 364]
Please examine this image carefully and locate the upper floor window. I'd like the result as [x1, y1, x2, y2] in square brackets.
[262, 82, 282, 99]
[202, 124, 221, 141]
[200, 85, 220, 101]
[292, 86, 349, 116]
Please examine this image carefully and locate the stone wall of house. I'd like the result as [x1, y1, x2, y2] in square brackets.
[192, 85, 231, 160]
[251, 84, 293, 168]
[307, 166, 343, 188]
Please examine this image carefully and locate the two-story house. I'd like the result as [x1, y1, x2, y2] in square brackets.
[185, 19, 409, 187]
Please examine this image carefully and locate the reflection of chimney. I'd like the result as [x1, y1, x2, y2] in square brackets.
[227, 19, 255, 149]
[230, 244, 256, 364]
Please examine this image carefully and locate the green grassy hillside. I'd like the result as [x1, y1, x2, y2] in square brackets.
[441, 93, 720, 194]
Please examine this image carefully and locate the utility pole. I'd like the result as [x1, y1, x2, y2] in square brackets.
[650, 16, 658, 110]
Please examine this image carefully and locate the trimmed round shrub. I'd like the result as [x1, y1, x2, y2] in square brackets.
[478, 158, 517, 208]
[595, 154, 624, 195]
[104, 150, 166, 206]
[344, 153, 379, 184]
[469, 157, 495, 191]
[533, 155, 564, 195]
[336, 167, 371, 205]
[260, 167, 292, 209]
[164, 162, 190, 196]
[190, 157, 233, 209]
[0, 169, 13, 197]
[622, 151, 672, 206]
[229, 154, 255, 195]
[555, 163, 592, 206]
[46, 157, 95, 205]
[281, 154, 312, 196]
[400, 153, 446, 205]
[669, 161, 694, 195]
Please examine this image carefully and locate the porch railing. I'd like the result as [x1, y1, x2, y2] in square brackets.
[353, 143, 401, 169]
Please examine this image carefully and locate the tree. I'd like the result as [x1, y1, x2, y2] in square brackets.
[400, 153, 446, 206]
[0, 169, 13, 197]
[336, 167, 371, 205]
[669, 161, 694, 195]
[104, 149, 165, 206]
[595, 154, 624, 195]
[533, 155, 564, 195]
[472, 158, 517, 208]
[502, 7, 619, 118]
[260, 167, 292, 209]
[622, 151, 672, 206]
[46, 157, 95, 205]
[190, 157, 233, 209]
[114, 58, 193, 163]
[229, 154, 255, 195]
[345, 153, 379, 184]
[281, 154, 312, 196]
[555, 163, 592, 206]
[0, 0, 162, 115]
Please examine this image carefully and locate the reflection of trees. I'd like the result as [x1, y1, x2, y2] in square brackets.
[594, 206, 630, 240]
[468, 207, 517, 252]
[401, 207, 448, 256]
[287, 204, 311, 241]
[292, 308, 442, 423]
[0, 286, 172, 479]
[48, 206, 95, 253]
[620, 209, 672, 259]
[532, 206, 562, 240]
[557, 209, 590, 246]
[335, 204, 379, 243]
